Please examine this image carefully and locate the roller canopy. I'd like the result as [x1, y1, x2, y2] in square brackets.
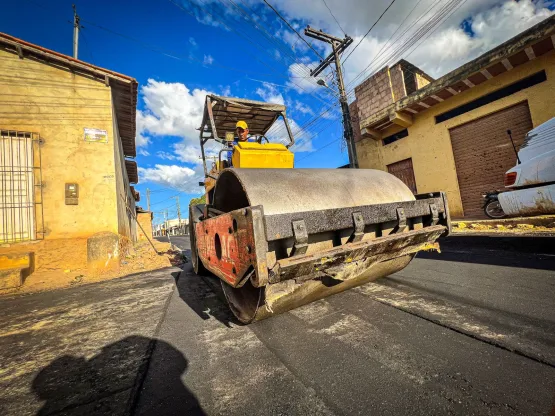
[200, 95, 286, 138]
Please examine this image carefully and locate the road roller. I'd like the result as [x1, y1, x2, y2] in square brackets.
[190, 95, 451, 323]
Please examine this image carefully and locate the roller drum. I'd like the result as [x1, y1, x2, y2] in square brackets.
[205, 168, 430, 323]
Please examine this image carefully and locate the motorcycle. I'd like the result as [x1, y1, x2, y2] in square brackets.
[482, 191, 507, 219]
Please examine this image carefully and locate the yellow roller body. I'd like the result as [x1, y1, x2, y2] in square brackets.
[231, 142, 294, 169]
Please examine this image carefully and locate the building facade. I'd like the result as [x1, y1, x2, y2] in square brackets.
[0, 33, 139, 285]
[351, 16, 555, 218]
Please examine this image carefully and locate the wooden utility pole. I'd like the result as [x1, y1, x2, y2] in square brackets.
[72, 4, 81, 59]
[173, 196, 182, 235]
[304, 26, 358, 168]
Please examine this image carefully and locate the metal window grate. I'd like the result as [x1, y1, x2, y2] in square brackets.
[0, 130, 44, 243]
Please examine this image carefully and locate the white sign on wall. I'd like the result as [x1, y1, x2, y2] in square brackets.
[84, 128, 108, 143]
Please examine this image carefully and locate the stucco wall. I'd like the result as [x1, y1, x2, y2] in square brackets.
[416, 73, 431, 89]
[137, 212, 153, 241]
[355, 50, 555, 217]
[0, 49, 139, 247]
[112, 105, 137, 242]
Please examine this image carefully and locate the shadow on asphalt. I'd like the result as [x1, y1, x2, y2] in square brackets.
[417, 235, 555, 271]
[172, 270, 240, 328]
[32, 335, 206, 416]
[417, 250, 555, 271]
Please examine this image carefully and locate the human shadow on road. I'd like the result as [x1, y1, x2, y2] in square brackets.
[173, 269, 240, 328]
[32, 335, 205, 416]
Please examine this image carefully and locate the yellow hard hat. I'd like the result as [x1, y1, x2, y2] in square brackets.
[236, 120, 248, 130]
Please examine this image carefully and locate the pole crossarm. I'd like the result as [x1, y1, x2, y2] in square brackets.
[304, 27, 358, 168]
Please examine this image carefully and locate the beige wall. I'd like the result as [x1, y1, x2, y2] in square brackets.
[416, 73, 431, 89]
[112, 105, 137, 242]
[137, 212, 153, 241]
[0, 49, 134, 248]
[356, 50, 555, 217]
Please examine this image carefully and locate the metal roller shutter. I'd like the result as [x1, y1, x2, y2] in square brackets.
[449, 102, 532, 218]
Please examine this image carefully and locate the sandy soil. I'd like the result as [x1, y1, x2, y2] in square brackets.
[1, 240, 184, 296]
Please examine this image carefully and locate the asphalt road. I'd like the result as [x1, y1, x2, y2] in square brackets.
[139, 235, 555, 415]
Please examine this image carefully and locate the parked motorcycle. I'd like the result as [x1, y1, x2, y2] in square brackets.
[482, 191, 507, 219]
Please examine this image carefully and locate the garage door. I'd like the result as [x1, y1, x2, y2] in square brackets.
[387, 158, 417, 194]
[449, 102, 532, 218]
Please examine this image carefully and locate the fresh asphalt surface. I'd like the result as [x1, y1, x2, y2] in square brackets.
[139, 234, 555, 415]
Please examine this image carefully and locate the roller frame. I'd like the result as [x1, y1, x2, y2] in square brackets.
[195, 193, 450, 289]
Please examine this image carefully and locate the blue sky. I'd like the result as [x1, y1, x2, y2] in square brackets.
[3, 0, 554, 225]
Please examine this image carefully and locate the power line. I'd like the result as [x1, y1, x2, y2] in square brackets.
[342, 0, 397, 65]
[345, 0, 459, 97]
[80, 29, 95, 62]
[170, 0, 337, 106]
[262, 0, 325, 60]
[296, 137, 342, 162]
[321, 0, 346, 35]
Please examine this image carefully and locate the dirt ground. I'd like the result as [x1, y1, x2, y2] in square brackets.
[452, 222, 555, 234]
[1, 240, 185, 296]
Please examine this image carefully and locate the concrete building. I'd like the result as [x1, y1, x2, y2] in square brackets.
[153, 219, 188, 237]
[0, 33, 139, 287]
[136, 208, 154, 242]
[351, 16, 555, 218]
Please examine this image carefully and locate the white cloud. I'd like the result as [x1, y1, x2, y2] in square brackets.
[137, 79, 209, 141]
[286, 62, 320, 93]
[189, 37, 197, 47]
[406, 0, 555, 77]
[173, 142, 204, 164]
[135, 132, 150, 148]
[258, 0, 554, 96]
[156, 151, 177, 160]
[135, 79, 212, 162]
[138, 148, 150, 156]
[295, 101, 314, 115]
[220, 85, 231, 96]
[138, 164, 201, 193]
[255, 82, 285, 105]
[203, 54, 214, 65]
[266, 116, 315, 152]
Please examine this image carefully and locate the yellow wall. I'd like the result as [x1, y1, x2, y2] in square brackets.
[416, 73, 431, 89]
[112, 106, 137, 242]
[137, 212, 153, 241]
[0, 49, 133, 243]
[356, 50, 555, 217]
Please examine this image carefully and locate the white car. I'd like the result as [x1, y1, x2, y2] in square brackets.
[499, 117, 555, 216]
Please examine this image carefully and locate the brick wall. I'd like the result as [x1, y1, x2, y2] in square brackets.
[389, 64, 407, 102]
[354, 66, 395, 121]
[137, 212, 153, 241]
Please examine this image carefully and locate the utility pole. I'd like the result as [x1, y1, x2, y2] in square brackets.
[173, 196, 182, 235]
[164, 209, 168, 236]
[72, 4, 81, 59]
[146, 188, 151, 211]
[305, 26, 358, 168]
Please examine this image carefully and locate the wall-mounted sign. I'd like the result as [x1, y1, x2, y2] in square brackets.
[84, 128, 108, 143]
